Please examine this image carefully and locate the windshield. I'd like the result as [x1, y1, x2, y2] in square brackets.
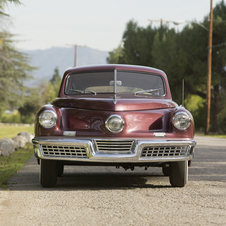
[64, 70, 165, 96]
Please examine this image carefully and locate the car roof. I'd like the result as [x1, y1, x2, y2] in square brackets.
[63, 64, 166, 78]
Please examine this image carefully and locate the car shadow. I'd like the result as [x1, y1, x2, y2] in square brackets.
[56, 172, 171, 190]
[8, 169, 172, 191]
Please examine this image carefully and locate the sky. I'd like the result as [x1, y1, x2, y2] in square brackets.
[5, 0, 225, 52]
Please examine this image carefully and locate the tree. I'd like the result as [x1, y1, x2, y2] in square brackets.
[18, 79, 57, 124]
[45, 82, 57, 103]
[151, 27, 185, 103]
[0, 0, 36, 120]
[0, 31, 36, 117]
[210, 1, 226, 132]
[50, 67, 61, 86]
[37, 67, 62, 106]
[18, 90, 42, 123]
[119, 20, 156, 66]
[107, 44, 124, 64]
[0, 0, 21, 16]
[50, 67, 61, 97]
[107, 1, 226, 133]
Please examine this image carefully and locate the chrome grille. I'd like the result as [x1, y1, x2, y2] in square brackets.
[95, 140, 134, 153]
[141, 146, 188, 158]
[41, 145, 88, 158]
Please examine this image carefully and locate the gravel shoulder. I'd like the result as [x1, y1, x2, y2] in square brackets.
[0, 136, 226, 225]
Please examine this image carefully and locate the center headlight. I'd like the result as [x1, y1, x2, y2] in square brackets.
[173, 112, 191, 130]
[39, 110, 57, 128]
[105, 115, 124, 133]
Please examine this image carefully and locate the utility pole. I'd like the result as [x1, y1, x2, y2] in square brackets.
[67, 44, 86, 67]
[205, 0, 213, 134]
[67, 44, 78, 67]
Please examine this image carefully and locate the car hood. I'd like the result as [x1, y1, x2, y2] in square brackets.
[52, 96, 177, 111]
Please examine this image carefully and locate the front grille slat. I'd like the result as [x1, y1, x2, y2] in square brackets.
[141, 146, 187, 158]
[41, 145, 88, 158]
[95, 140, 134, 153]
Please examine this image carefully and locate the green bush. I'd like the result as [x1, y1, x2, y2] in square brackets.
[218, 105, 226, 133]
[0, 143, 33, 189]
[185, 94, 206, 132]
[1, 111, 21, 123]
[21, 115, 34, 124]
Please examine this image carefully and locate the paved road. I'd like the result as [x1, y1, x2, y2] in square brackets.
[0, 136, 225, 225]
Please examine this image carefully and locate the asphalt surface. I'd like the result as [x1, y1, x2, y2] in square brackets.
[0, 136, 225, 225]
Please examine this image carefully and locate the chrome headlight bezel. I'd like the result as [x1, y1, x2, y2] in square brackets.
[39, 110, 57, 128]
[105, 115, 124, 133]
[172, 112, 191, 130]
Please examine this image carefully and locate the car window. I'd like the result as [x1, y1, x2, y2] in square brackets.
[65, 71, 114, 94]
[64, 70, 165, 95]
[117, 71, 165, 95]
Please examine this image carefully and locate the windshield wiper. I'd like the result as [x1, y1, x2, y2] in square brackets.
[69, 89, 96, 95]
[134, 88, 161, 96]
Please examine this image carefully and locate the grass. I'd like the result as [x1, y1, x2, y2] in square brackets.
[0, 125, 34, 189]
[205, 135, 226, 139]
[0, 125, 34, 139]
[195, 133, 226, 139]
[0, 143, 33, 189]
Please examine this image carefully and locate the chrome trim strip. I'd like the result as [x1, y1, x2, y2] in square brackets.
[63, 131, 76, 136]
[154, 132, 166, 137]
[32, 137, 196, 163]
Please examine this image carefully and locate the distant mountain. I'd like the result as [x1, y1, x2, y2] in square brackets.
[24, 46, 109, 87]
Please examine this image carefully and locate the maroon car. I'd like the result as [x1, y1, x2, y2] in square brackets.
[32, 64, 196, 188]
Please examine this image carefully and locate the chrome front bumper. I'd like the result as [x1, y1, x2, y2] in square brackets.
[32, 137, 196, 163]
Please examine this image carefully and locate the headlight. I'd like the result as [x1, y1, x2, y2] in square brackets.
[173, 112, 191, 130]
[105, 115, 124, 133]
[39, 110, 57, 128]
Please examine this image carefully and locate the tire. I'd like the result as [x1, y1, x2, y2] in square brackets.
[162, 166, 170, 176]
[39, 159, 58, 188]
[169, 161, 188, 187]
[57, 162, 64, 177]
